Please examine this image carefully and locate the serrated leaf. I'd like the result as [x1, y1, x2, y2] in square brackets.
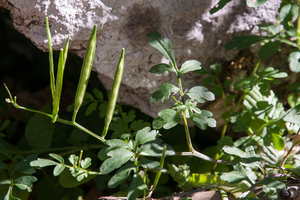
[109, 122, 127, 139]
[98, 139, 129, 161]
[13, 176, 37, 192]
[130, 120, 151, 131]
[53, 164, 65, 176]
[288, 51, 300, 72]
[80, 157, 92, 169]
[186, 86, 215, 103]
[15, 154, 37, 174]
[152, 109, 181, 130]
[49, 153, 65, 164]
[146, 31, 176, 67]
[149, 64, 175, 74]
[25, 113, 54, 150]
[100, 149, 134, 174]
[258, 40, 280, 59]
[247, 0, 267, 7]
[150, 84, 179, 103]
[85, 102, 97, 116]
[225, 35, 266, 51]
[178, 60, 201, 76]
[135, 127, 159, 146]
[108, 163, 135, 188]
[93, 88, 103, 100]
[191, 110, 216, 130]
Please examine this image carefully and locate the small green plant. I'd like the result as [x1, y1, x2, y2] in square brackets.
[2, 1, 300, 199]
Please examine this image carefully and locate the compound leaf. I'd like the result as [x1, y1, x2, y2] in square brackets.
[220, 164, 249, 184]
[53, 164, 65, 176]
[30, 158, 59, 168]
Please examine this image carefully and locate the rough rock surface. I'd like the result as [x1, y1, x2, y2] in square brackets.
[0, 0, 283, 125]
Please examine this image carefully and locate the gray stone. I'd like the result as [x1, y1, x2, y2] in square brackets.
[0, 0, 282, 127]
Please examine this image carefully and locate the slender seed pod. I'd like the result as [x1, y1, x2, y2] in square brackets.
[46, 17, 55, 100]
[72, 25, 97, 123]
[102, 48, 125, 138]
[52, 36, 70, 123]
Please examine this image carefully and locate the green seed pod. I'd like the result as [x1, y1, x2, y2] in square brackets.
[46, 17, 55, 100]
[52, 36, 70, 123]
[102, 48, 125, 137]
[72, 25, 97, 123]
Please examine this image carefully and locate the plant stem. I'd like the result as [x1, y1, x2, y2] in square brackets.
[252, 59, 261, 75]
[181, 112, 235, 165]
[297, 0, 300, 46]
[4, 84, 106, 143]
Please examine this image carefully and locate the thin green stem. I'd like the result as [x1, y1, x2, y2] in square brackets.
[181, 112, 235, 165]
[297, 0, 300, 46]
[280, 38, 300, 50]
[252, 59, 261, 75]
[4, 84, 106, 143]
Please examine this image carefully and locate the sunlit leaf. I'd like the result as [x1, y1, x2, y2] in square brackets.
[13, 176, 37, 192]
[186, 86, 215, 103]
[191, 110, 216, 130]
[178, 60, 201, 76]
[247, 0, 268, 7]
[135, 127, 159, 146]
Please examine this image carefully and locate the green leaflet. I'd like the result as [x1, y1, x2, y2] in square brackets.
[191, 110, 216, 130]
[152, 109, 181, 130]
[185, 86, 215, 103]
[99, 148, 134, 174]
[146, 31, 177, 71]
[135, 127, 159, 146]
[288, 51, 300, 72]
[108, 163, 135, 188]
[149, 63, 175, 74]
[258, 40, 280, 59]
[13, 176, 37, 192]
[178, 60, 201, 76]
[150, 84, 179, 103]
